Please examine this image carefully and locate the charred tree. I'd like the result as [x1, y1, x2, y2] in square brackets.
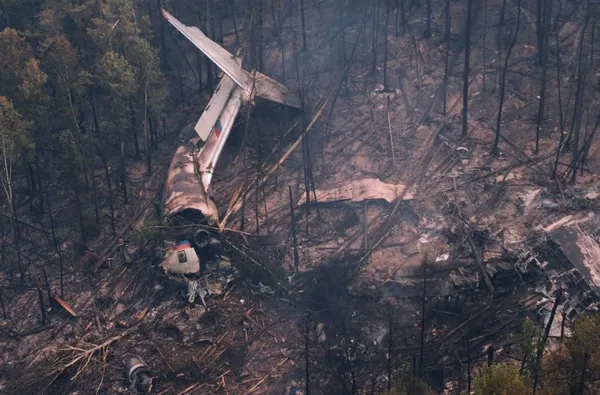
[288, 186, 299, 272]
[532, 290, 562, 394]
[99, 151, 116, 237]
[205, 0, 214, 92]
[257, 0, 264, 72]
[196, 14, 203, 92]
[461, 0, 474, 136]
[497, 0, 507, 49]
[300, 0, 307, 51]
[90, 159, 100, 226]
[157, 0, 169, 71]
[492, 0, 521, 155]
[423, 0, 431, 38]
[535, 0, 553, 153]
[304, 314, 311, 395]
[45, 186, 64, 298]
[569, 14, 590, 183]
[536, 0, 543, 65]
[482, 0, 487, 92]
[229, 0, 240, 44]
[371, 0, 381, 77]
[383, 0, 390, 90]
[11, 193, 25, 285]
[418, 261, 427, 376]
[553, 6, 566, 178]
[442, 0, 450, 115]
[129, 99, 140, 160]
[0, 289, 6, 319]
[36, 278, 47, 325]
[271, 0, 287, 83]
[398, 0, 406, 35]
[339, 0, 348, 92]
[386, 304, 396, 390]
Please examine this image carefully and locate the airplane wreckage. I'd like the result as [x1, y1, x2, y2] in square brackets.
[157, 10, 600, 322]
[157, 9, 416, 297]
[159, 9, 301, 280]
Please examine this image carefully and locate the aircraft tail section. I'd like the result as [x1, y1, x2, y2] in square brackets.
[161, 8, 246, 88]
[161, 8, 301, 109]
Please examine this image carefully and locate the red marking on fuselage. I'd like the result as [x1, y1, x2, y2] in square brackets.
[213, 120, 223, 138]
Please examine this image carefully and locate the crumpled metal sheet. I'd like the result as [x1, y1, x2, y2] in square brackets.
[163, 142, 219, 225]
[313, 178, 413, 204]
[549, 223, 600, 293]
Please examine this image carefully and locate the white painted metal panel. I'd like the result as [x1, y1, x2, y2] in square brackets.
[194, 74, 237, 141]
[197, 86, 244, 191]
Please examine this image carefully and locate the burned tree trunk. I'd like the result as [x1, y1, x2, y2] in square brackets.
[0, 289, 6, 319]
[399, 0, 406, 35]
[492, 0, 521, 155]
[196, 15, 203, 92]
[288, 186, 300, 272]
[569, 15, 590, 183]
[45, 185, 64, 298]
[339, 0, 348, 92]
[99, 152, 116, 237]
[532, 290, 562, 394]
[461, 0, 474, 136]
[36, 278, 47, 325]
[304, 314, 311, 395]
[424, 0, 431, 38]
[205, 0, 214, 92]
[383, 0, 390, 90]
[229, 0, 240, 44]
[442, 0, 450, 115]
[271, 0, 287, 83]
[158, 0, 169, 72]
[300, 0, 307, 51]
[535, 0, 553, 153]
[371, 0, 381, 77]
[418, 261, 427, 376]
[11, 193, 25, 285]
[387, 304, 396, 390]
[482, 0, 487, 92]
[553, 7, 566, 178]
[129, 99, 140, 160]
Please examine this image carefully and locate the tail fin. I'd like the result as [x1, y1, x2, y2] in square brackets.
[161, 8, 301, 109]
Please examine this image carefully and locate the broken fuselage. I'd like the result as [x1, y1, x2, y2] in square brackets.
[160, 9, 300, 276]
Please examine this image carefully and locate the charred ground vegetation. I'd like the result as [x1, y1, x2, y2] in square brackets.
[0, 0, 600, 394]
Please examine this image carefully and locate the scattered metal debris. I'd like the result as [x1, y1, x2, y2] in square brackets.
[125, 356, 152, 394]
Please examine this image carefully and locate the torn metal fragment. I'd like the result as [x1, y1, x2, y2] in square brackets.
[548, 224, 600, 293]
[313, 178, 413, 204]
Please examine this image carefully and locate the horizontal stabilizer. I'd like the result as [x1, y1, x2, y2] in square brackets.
[248, 70, 302, 109]
[162, 8, 301, 109]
